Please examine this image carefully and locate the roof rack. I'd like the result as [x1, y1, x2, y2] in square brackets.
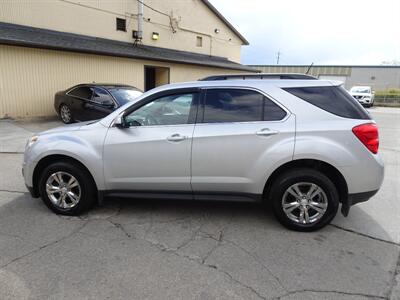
[199, 73, 318, 81]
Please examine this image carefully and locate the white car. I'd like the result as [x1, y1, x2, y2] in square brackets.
[349, 86, 374, 108]
[22, 74, 384, 231]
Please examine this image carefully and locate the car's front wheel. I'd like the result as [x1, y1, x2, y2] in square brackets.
[38, 161, 97, 215]
[269, 168, 339, 231]
[59, 104, 74, 124]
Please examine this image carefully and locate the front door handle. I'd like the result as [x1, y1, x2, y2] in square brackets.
[167, 134, 187, 142]
[256, 128, 279, 136]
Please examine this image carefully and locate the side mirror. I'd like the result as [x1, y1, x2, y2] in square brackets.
[114, 116, 129, 128]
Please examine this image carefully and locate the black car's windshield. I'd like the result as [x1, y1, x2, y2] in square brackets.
[109, 88, 143, 105]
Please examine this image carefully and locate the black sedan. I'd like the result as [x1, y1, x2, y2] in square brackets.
[54, 84, 142, 123]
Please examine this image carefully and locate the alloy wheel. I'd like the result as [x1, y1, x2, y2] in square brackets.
[60, 105, 71, 123]
[281, 182, 328, 224]
[45, 171, 81, 209]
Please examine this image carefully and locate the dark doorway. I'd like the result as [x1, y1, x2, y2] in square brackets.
[144, 66, 170, 92]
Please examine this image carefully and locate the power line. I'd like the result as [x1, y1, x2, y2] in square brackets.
[57, 0, 137, 18]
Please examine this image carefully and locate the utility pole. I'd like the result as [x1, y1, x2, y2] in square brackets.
[276, 50, 281, 65]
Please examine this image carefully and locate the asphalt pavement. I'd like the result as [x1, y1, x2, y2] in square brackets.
[0, 107, 399, 300]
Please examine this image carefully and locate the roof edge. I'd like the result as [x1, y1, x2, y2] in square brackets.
[201, 0, 249, 45]
[249, 64, 400, 68]
[0, 22, 256, 72]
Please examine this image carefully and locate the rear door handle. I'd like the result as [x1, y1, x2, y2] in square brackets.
[256, 128, 279, 136]
[167, 134, 187, 142]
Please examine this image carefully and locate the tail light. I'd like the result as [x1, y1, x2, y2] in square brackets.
[352, 123, 379, 154]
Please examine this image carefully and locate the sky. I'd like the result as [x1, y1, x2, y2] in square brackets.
[209, 0, 400, 65]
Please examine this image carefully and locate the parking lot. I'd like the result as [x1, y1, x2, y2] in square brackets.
[0, 107, 399, 300]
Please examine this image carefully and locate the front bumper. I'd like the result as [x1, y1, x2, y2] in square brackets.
[355, 98, 372, 105]
[22, 159, 39, 198]
[25, 184, 39, 198]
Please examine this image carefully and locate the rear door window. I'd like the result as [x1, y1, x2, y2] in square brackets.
[92, 87, 114, 104]
[68, 87, 93, 100]
[202, 89, 286, 123]
[283, 86, 370, 119]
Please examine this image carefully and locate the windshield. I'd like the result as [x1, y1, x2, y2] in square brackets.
[109, 88, 143, 105]
[350, 87, 371, 93]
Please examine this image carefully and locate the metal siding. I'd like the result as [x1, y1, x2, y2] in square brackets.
[0, 45, 245, 118]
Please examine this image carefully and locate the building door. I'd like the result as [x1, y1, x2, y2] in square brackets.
[144, 66, 170, 91]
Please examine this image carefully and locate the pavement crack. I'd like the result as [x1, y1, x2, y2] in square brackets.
[223, 238, 287, 293]
[275, 289, 386, 299]
[329, 224, 400, 246]
[387, 250, 400, 299]
[0, 189, 26, 194]
[106, 219, 133, 238]
[0, 220, 89, 270]
[200, 230, 224, 265]
[203, 262, 267, 300]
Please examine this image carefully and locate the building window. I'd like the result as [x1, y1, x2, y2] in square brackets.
[116, 18, 126, 32]
[196, 36, 203, 47]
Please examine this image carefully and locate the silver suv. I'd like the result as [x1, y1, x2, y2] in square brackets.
[23, 75, 384, 231]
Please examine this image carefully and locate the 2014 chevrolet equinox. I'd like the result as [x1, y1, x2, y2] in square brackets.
[23, 75, 384, 231]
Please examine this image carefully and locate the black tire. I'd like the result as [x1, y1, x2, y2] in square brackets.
[269, 168, 339, 231]
[38, 161, 97, 215]
[59, 104, 74, 124]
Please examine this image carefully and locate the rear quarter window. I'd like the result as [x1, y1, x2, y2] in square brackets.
[283, 86, 370, 119]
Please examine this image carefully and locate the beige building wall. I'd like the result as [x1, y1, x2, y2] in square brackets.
[0, 0, 243, 62]
[0, 45, 244, 118]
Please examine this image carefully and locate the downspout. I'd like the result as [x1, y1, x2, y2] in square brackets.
[137, 0, 144, 40]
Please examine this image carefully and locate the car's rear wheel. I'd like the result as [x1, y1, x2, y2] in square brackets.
[38, 161, 96, 215]
[269, 168, 339, 231]
[59, 104, 74, 124]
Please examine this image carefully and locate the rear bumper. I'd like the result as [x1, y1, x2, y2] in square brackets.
[341, 189, 379, 216]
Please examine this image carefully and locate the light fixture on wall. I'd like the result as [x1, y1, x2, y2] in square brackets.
[152, 32, 160, 40]
[214, 28, 220, 34]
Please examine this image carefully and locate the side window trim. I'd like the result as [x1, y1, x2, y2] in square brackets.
[90, 87, 117, 107]
[66, 85, 93, 102]
[122, 89, 200, 127]
[198, 87, 289, 124]
[123, 88, 200, 117]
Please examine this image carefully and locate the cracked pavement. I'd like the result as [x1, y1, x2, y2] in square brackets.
[0, 107, 399, 300]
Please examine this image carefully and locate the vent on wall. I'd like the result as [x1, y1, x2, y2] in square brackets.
[116, 18, 126, 32]
[196, 36, 203, 47]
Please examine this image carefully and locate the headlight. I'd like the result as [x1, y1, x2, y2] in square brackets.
[26, 135, 39, 148]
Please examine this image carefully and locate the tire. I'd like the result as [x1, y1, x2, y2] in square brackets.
[269, 168, 339, 231]
[38, 161, 97, 215]
[59, 104, 74, 124]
